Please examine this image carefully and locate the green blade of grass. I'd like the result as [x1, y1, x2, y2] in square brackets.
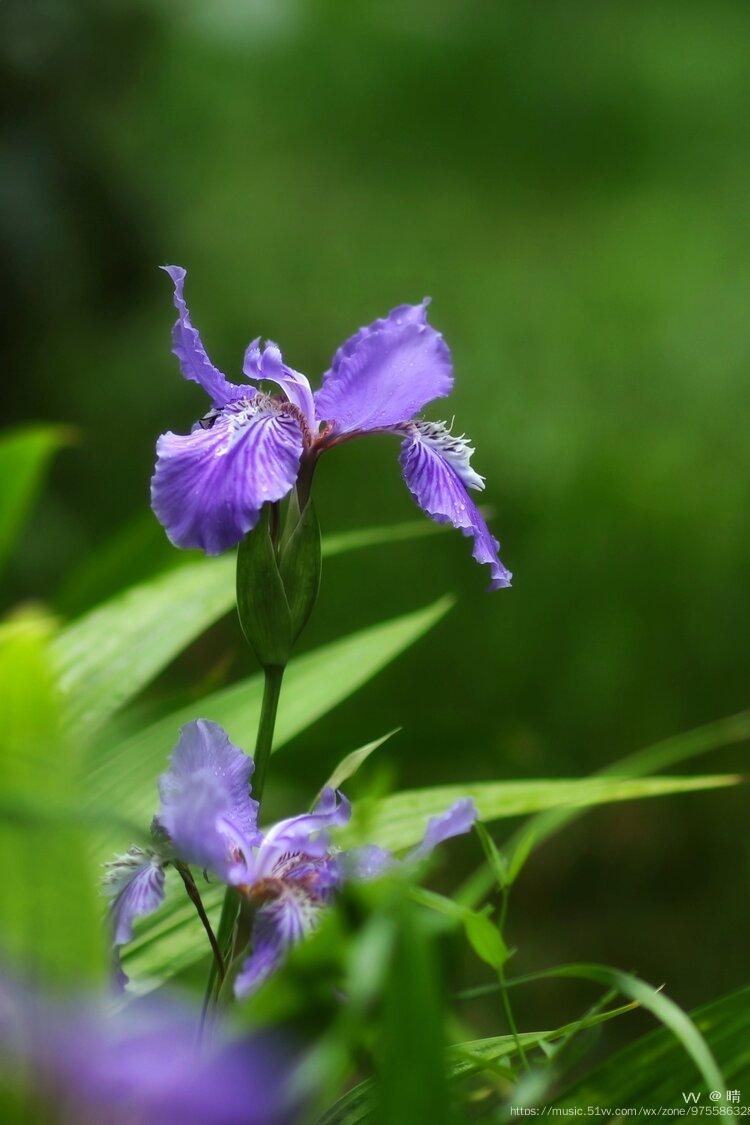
[86, 597, 453, 846]
[555, 983, 750, 1109]
[344, 774, 743, 853]
[54, 517, 453, 737]
[0, 425, 71, 578]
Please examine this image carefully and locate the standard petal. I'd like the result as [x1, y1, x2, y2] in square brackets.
[407, 798, 478, 863]
[243, 339, 317, 431]
[151, 399, 304, 554]
[253, 789, 351, 878]
[157, 719, 261, 883]
[314, 301, 453, 435]
[399, 421, 512, 590]
[162, 265, 248, 408]
[103, 846, 166, 946]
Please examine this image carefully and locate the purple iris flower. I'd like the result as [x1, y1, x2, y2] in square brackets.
[0, 979, 296, 1125]
[105, 719, 477, 997]
[151, 266, 511, 589]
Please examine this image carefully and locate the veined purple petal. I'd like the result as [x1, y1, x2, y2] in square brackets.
[244, 339, 316, 430]
[234, 923, 283, 999]
[408, 798, 478, 863]
[162, 265, 248, 409]
[328, 301, 432, 375]
[253, 788, 351, 878]
[103, 846, 166, 946]
[157, 720, 261, 883]
[399, 420, 512, 590]
[151, 398, 303, 554]
[314, 301, 453, 435]
[344, 844, 396, 881]
[235, 881, 323, 999]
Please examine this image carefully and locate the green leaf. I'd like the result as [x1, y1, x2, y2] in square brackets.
[376, 897, 450, 1125]
[463, 910, 509, 970]
[0, 612, 104, 985]
[318, 1001, 636, 1124]
[502, 710, 750, 884]
[236, 507, 292, 668]
[538, 965, 724, 1100]
[323, 729, 399, 792]
[345, 774, 743, 852]
[86, 597, 454, 849]
[0, 425, 70, 576]
[54, 519, 453, 737]
[555, 983, 750, 1109]
[457, 964, 725, 1101]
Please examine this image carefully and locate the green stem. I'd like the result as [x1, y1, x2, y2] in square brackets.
[497, 885, 529, 1072]
[251, 664, 285, 803]
[201, 664, 285, 1024]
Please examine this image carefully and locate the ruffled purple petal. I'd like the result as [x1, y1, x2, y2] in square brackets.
[103, 846, 166, 946]
[244, 339, 316, 430]
[162, 265, 248, 409]
[157, 720, 261, 883]
[253, 788, 351, 878]
[399, 421, 512, 590]
[314, 301, 453, 435]
[343, 844, 396, 881]
[235, 881, 323, 999]
[151, 398, 304, 554]
[407, 798, 478, 863]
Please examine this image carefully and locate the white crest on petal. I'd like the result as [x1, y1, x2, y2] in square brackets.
[408, 419, 485, 492]
[102, 845, 164, 899]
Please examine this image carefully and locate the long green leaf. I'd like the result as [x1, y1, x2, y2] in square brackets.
[453, 964, 724, 1105]
[377, 898, 449, 1125]
[323, 730, 399, 792]
[345, 774, 743, 852]
[0, 613, 104, 985]
[54, 519, 451, 737]
[538, 966, 724, 1101]
[0, 425, 70, 576]
[556, 984, 750, 1108]
[503, 710, 750, 883]
[318, 1002, 636, 1124]
[86, 597, 453, 843]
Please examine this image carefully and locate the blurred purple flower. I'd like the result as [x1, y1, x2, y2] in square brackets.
[0, 979, 296, 1125]
[151, 266, 511, 588]
[106, 719, 477, 997]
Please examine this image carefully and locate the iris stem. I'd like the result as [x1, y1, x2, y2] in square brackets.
[200, 663, 285, 1026]
[252, 664, 285, 803]
[497, 885, 529, 1073]
[175, 862, 225, 983]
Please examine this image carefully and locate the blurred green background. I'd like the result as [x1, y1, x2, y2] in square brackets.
[2, 0, 749, 1031]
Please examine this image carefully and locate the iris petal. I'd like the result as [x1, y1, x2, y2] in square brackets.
[408, 798, 478, 862]
[252, 788, 351, 878]
[399, 421, 512, 590]
[151, 400, 303, 555]
[235, 881, 322, 999]
[162, 265, 249, 408]
[314, 301, 453, 435]
[157, 720, 261, 883]
[103, 846, 166, 947]
[243, 339, 316, 430]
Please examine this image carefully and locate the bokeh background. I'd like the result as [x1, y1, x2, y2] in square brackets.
[3, 0, 749, 1034]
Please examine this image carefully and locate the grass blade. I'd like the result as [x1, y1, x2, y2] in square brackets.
[345, 774, 743, 852]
